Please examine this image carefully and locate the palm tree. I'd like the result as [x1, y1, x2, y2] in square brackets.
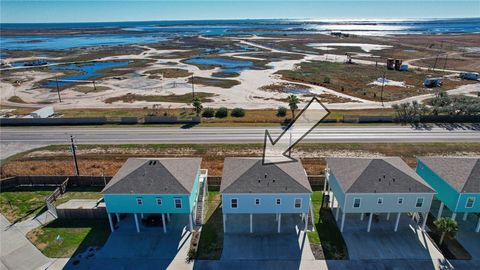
[287, 95, 300, 121]
[434, 217, 458, 245]
[192, 97, 203, 116]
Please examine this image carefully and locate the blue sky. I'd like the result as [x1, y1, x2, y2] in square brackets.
[1, 1, 479, 23]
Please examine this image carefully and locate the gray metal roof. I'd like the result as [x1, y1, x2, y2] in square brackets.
[418, 156, 480, 193]
[326, 157, 434, 194]
[220, 157, 312, 194]
[102, 158, 201, 194]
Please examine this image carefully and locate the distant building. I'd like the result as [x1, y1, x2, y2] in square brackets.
[325, 157, 435, 232]
[102, 158, 207, 233]
[220, 157, 312, 234]
[416, 157, 480, 232]
[23, 106, 55, 118]
[460, 72, 479, 81]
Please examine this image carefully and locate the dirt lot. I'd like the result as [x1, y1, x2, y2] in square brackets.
[2, 142, 479, 177]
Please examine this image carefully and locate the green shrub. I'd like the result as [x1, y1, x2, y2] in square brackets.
[276, 106, 287, 117]
[215, 107, 228, 118]
[202, 108, 215, 118]
[230, 107, 245, 117]
[323, 76, 331, 84]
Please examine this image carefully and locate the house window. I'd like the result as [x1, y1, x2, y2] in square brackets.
[231, 199, 238, 209]
[353, 198, 361, 208]
[377, 197, 383, 205]
[294, 198, 302, 208]
[156, 197, 162, 206]
[416, 197, 424, 208]
[466, 197, 475, 208]
[255, 198, 261, 205]
[136, 197, 143, 205]
[276, 198, 281, 205]
[174, 198, 182, 209]
[397, 197, 404, 205]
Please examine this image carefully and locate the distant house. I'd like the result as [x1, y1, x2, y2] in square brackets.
[220, 157, 312, 233]
[416, 157, 479, 232]
[102, 158, 207, 233]
[325, 157, 435, 232]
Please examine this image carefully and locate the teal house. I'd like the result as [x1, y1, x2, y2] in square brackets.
[102, 158, 207, 233]
[416, 157, 479, 232]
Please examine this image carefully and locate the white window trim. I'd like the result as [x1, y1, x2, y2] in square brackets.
[294, 198, 302, 208]
[353, 197, 361, 208]
[255, 198, 261, 205]
[136, 197, 143, 205]
[174, 198, 182, 209]
[466, 197, 475, 208]
[397, 197, 404, 205]
[276, 198, 281, 205]
[156, 197, 162, 206]
[415, 197, 424, 208]
[377, 197, 383, 205]
[231, 198, 238, 209]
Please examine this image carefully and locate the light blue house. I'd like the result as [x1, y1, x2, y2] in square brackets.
[325, 157, 435, 232]
[220, 158, 312, 234]
[416, 157, 479, 232]
[102, 158, 207, 233]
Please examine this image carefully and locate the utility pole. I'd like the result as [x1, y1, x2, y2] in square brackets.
[70, 135, 80, 176]
[380, 69, 386, 107]
[443, 54, 448, 71]
[55, 77, 62, 102]
[191, 74, 195, 99]
[92, 80, 97, 90]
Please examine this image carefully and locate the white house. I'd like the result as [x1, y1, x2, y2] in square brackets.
[220, 157, 312, 234]
[325, 157, 435, 232]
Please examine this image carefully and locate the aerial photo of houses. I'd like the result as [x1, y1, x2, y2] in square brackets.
[0, 0, 479, 269]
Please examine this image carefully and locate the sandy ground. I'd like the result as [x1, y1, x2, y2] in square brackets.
[1, 37, 479, 111]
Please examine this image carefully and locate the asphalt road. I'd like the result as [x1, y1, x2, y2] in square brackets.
[2, 125, 480, 145]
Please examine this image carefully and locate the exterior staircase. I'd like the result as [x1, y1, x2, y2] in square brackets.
[195, 179, 206, 225]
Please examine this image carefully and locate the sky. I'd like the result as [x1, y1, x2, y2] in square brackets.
[1, 0, 479, 23]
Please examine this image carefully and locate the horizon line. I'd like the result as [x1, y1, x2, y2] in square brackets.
[1, 16, 479, 24]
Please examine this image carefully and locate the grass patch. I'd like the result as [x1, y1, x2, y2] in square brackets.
[26, 219, 110, 258]
[7, 96, 27, 103]
[308, 191, 348, 259]
[71, 85, 110, 94]
[0, 187, 53, 223]
[146, 68, 192, 79]
[0, 186, 103, 222]
[104, 92, 216, 104]
[196, 191, 223, 259]
[187, 76, 240, 89]
[277, 61, 473, 101]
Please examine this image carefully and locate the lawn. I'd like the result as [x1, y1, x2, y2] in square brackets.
[308, 191, 348, 259]
[26, 219, 110, 258]
[196, 191, 224, 259]
[0, 186, 103, 223]
[0, 187, 54, 223]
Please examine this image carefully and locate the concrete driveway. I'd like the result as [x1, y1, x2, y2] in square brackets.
[221, 214, 314, 260]
[339, 212, 442, 260]
[65, 214, 192, 269]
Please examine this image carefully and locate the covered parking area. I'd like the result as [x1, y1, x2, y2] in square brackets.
[108, 212, 193, 234]
[223, 213, 306, 234]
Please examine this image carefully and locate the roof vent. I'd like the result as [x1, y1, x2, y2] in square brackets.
[272, 179, 276, 183]
[264, 173, 268, 179]
[258, 179, 261, 183]
[393, 178, 396, 182]
[378, 178, 381, 182]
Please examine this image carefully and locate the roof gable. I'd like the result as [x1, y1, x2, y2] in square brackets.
[327, 157, 434, 194]
[221, 158, 311, 194]
[419, 157, 480, 193]
[102, 158, 201, 194]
